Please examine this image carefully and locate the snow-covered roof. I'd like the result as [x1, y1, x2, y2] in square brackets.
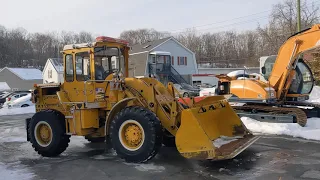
[3, 67, 42, 80]
[149, 51, 171, 55]
[0, 82, 10, 91]
[50, 58, 63, 72]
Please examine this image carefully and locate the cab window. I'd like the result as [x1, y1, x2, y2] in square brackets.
[94, 47, 123, 81]
[65, 54, 74, 82]
[75, 52, 90, 81]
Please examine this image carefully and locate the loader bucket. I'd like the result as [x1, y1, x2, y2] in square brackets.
[175, 96, 259, 160]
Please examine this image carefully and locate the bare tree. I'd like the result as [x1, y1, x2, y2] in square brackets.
[120, 28, 170, 45]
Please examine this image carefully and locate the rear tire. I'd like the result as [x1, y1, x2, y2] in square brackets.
[29, 110, 70, 157]
[110, 106, 163, 163]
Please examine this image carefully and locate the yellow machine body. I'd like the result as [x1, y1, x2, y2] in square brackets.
[30, 36, 258, 161]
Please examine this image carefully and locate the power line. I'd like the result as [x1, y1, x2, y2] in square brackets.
[169, 0, 320, 35]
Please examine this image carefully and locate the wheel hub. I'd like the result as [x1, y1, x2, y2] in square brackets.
[119, 120, 145, 151]
[125, 125, 142, 145]
[34, 121, 53, 147]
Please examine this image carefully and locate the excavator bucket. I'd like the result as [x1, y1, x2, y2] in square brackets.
[175, 96, 259, 160]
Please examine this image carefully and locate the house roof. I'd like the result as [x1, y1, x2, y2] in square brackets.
[50, 58, 63, 72]
[2, 67, 42, 80]
[0, 82, 10, 91]
[130, 37, 171, 54]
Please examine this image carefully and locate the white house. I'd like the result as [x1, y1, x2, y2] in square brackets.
[129, 36, 198, 84]
[43, 58, 64, 84]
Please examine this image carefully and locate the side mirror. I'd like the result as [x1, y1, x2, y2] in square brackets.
[261, 66, 266, 74]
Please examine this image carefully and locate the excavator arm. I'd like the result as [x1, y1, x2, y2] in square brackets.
[269, 24, 320, 100]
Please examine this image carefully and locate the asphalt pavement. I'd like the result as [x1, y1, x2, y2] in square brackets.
[0, 114, 320, 180]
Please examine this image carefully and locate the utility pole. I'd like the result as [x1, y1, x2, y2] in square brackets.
[297, 0, 301, 32]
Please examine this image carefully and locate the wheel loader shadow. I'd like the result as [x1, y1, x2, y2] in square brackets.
[197, 148, 258, 175]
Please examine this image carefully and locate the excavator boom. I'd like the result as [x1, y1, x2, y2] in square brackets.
[269, 24, 320, 99]
[215, 24, 320, 126]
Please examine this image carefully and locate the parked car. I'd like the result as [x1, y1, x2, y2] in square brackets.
[173, 83, 200, 97]
[0, 92, 14, 106]
[199, 87, 217, 97]
[8, 93, 32, 108]
[3, 92, 30, 108]
[198, 83, 216, 90]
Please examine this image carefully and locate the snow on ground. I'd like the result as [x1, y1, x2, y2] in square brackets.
[308, 86, 320, 102]
[123, 162, 165, 172]
[0, 105, 35, 116]
[242, 117, 320, 141]
[0, 162, 35, 180]
[240, 86, 320, 141]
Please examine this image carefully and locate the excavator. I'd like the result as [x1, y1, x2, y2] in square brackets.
[213, 24, 320, 127]
[25, 36, 258, 163]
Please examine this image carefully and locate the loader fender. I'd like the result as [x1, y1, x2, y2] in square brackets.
[105, 97, 141, 136]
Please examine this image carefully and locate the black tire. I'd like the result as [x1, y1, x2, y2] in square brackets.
[85, 136, 105, 143]
[28, 110, 70, 157]
[183, 92, 189, 97]
[110, 106, 163, 163]
[21, 104, 29, 107]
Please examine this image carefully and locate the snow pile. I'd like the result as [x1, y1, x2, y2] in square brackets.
[242, 117, 320, 141]
[308, 86, 320, 102]
[239, 86, 320, 141]
[212, 136, 240, 148]
[0, 105, 35, 116]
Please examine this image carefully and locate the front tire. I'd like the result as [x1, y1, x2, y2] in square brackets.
[110, 106, 163, 163]
[29, 110, 70, 157]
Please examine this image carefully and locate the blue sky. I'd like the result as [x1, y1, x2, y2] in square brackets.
[0, 0, 295, 37]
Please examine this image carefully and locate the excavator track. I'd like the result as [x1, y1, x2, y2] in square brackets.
[284, 101, 320, 118]
[233, 105, 307, 127]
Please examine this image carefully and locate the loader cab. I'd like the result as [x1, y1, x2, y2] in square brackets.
[62, 36, 129, 102]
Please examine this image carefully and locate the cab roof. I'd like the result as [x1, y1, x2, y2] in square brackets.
[63, 36, 129, 51]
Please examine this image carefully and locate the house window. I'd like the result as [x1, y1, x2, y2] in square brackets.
[178, 57, 187, 65]
[48, 70, 52, 78]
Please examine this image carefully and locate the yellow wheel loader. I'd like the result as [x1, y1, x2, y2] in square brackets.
[216, 24, 320, 127]
[25, 36, 258, 163]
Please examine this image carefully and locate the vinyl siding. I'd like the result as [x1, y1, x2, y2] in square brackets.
[152, 39, 197, 75]
[0, 69, 42, 91]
